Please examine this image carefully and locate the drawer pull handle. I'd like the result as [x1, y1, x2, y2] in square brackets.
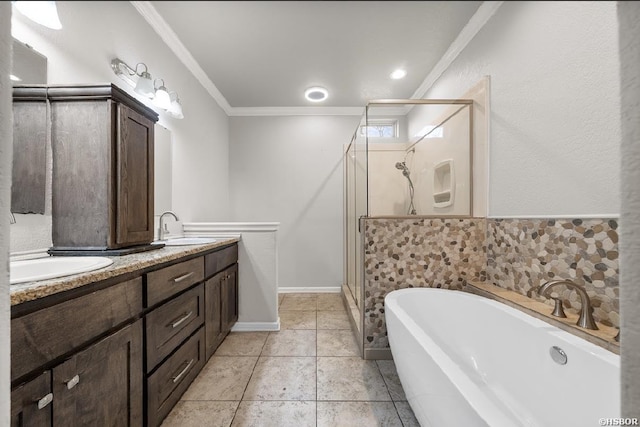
[169, 311, 194, 329]
[36, 393, 53, 410]
[66, 374, 80, 390]
[173, 272, 194, 284]
[172, 359, 194, 384]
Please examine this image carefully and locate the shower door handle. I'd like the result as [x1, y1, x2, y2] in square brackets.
[358, 216, 366, 233]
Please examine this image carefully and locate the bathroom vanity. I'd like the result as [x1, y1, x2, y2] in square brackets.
[10, 239, 239, 427]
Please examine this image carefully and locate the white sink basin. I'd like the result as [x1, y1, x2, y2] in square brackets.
[10, 256, 114, 285]
[154, 237, 218, 246]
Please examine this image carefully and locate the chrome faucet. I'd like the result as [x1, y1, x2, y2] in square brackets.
[537, 279, 598, 330]
[158, 211, 179, 241]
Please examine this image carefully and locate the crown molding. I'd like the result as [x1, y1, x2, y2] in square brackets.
[130, 1, 233, 115]
[411, 1, 504, 99]
[229, 106, 364, 117]
[132, 1, 503, 117]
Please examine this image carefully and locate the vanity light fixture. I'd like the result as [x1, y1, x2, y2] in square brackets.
[13, 1, 62, 30]
[390, 69, 407, 80]
[304, 86, 329, 102]
[110, 58, 184, 119]
[168, 92, 184, 119]
[153, 79, 171, 110]
[134, 64, 155, 98]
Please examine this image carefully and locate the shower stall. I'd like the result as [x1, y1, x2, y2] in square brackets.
[343, 99, 474, 358]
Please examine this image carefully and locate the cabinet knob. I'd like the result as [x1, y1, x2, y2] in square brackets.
[36, 393, 53, 410]
[66, 374, 80, 390]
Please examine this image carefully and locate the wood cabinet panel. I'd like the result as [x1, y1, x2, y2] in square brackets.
[11, 371, 52, 427]
[147, 327, 205, 427]
[116, 104, 154, 246]
[204, 244, 238, 278]
[52, 320, 143, 427]
[12, 277, 142, 383]
[146, 257, 204, 307]
[146, 284, 204, 373]
[221, 264, 239, 333]
[204, 271, 223, 360]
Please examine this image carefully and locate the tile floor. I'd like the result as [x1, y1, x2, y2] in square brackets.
[161, 293, 419, 427]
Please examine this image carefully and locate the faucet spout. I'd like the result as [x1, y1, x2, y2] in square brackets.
[158, 211, 180, 241]
[537, 279, 598, 330]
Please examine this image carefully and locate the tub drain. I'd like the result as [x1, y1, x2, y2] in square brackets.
[550, 346, 567, 365]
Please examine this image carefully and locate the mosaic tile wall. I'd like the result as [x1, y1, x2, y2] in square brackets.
[486, 218, 619, 327]
[363, 218, 486, 349]
[363, 217, 620, 350]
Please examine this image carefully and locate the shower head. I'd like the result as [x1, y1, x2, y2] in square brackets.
[395, 162, 405, 170]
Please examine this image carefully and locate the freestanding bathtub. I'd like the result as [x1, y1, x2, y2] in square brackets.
[385, 288, 620, 427]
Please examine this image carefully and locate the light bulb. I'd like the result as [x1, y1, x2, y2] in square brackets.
[153, 82, 171, 110]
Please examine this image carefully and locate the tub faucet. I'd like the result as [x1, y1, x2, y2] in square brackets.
[537, 279, 598, 330]
[158, 211, 179, 241]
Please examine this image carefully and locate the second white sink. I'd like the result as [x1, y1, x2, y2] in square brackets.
[10, 256, 114, 285]
[155, 237, 218, 246]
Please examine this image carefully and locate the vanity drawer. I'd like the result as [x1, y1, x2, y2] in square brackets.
[147, 327, 205, 427]
[147, 257, 204, 307]
[205, 244, 238, 278]
[146, 284, 204, 373]
[12, 277, 143, 383]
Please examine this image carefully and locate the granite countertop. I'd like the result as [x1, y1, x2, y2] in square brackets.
[10, 237, 240, 306]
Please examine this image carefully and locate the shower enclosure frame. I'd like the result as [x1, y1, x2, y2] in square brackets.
[343, 98, 474, 359]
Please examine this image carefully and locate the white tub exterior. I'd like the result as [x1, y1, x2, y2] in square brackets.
[385, 288, 620, 427]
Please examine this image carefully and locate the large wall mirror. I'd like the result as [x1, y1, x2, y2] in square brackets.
[11, 38, 48, 215]
[154, 124, 173, 216]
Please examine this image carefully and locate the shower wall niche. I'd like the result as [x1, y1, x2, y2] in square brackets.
[343, 99, 474, 358]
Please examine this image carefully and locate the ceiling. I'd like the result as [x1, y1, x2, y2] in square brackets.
[147, 1, 483, 109]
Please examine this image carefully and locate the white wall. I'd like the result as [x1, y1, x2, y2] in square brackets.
[424, 1, 621, 217]
[1, 2, 12, 423]
[229, 115, 359, 289]
[9, 1, 230, 254]
[619, 1, 640, 415]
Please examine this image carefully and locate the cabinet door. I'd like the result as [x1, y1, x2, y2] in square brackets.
[116, 104, 154, 247]
[52, 320, 143, 427]
[11, 371, 52, 427]
[205, 271, 223, 360]
[221, 264, 239, 334]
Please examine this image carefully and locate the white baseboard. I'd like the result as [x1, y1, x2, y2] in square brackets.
[231, 320, 281, 332]
[278, 286, 342, 294]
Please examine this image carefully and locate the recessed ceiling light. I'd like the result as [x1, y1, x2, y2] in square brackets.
[390, 69, 407, 80]
[304, 86, 328, 102]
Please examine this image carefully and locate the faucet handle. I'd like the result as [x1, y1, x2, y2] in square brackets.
[550, 297, 567, 318]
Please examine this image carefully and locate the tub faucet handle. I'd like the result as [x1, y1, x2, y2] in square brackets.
[537, 279, 598, 330]
[551, 297, 567, 318]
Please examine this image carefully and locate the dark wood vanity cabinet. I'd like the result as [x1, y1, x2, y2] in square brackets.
[11, 277, 144, 427]
[11, 242, 239, 427]
[204, 245, 239, 360]
[47, 84, 158, 252]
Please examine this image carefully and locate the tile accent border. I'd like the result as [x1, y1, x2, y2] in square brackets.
[358, 216, 620, 352]
[487, 218, 619, 327]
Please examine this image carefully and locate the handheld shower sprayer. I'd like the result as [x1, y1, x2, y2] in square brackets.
[395, 158, 416, 215]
